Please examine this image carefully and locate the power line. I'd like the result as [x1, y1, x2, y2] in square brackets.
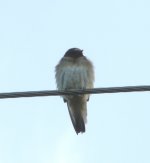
[0, 85, 150, 99]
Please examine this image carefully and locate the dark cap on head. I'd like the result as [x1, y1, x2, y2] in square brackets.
[64, 48, 83, 58]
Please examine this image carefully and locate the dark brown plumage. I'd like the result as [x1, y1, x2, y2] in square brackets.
[64, 48, 84, 58]
[55, 48, 94, 134]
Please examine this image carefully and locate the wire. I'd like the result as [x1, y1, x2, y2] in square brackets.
[0, 85, 150, 99]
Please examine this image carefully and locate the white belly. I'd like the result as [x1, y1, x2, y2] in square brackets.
[59, 65, 88, 90]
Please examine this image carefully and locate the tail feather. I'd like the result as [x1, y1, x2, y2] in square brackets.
[67, 96, 87, 134]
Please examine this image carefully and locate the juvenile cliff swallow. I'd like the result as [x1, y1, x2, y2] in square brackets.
[55, 48, 94, 134]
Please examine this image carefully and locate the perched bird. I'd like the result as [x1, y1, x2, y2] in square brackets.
[55, 48, 94, 134]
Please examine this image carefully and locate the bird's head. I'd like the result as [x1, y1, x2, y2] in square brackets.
[64, 48, 84, 58]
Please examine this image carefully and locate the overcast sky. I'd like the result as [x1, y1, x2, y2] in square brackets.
[0, 0, 150, 163]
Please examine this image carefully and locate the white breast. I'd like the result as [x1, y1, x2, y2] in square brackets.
[61, 65, 88, 89]
[55, 57, 94, 90]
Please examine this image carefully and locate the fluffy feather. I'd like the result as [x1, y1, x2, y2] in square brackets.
[55, 49, 94, 134]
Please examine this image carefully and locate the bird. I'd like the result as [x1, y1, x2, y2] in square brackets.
[55, 48, 94, 134]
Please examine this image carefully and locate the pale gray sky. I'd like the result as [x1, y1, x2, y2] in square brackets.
[0, 0, 150, 163]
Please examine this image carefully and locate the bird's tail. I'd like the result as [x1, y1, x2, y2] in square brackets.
[67, 96, 87, 134]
